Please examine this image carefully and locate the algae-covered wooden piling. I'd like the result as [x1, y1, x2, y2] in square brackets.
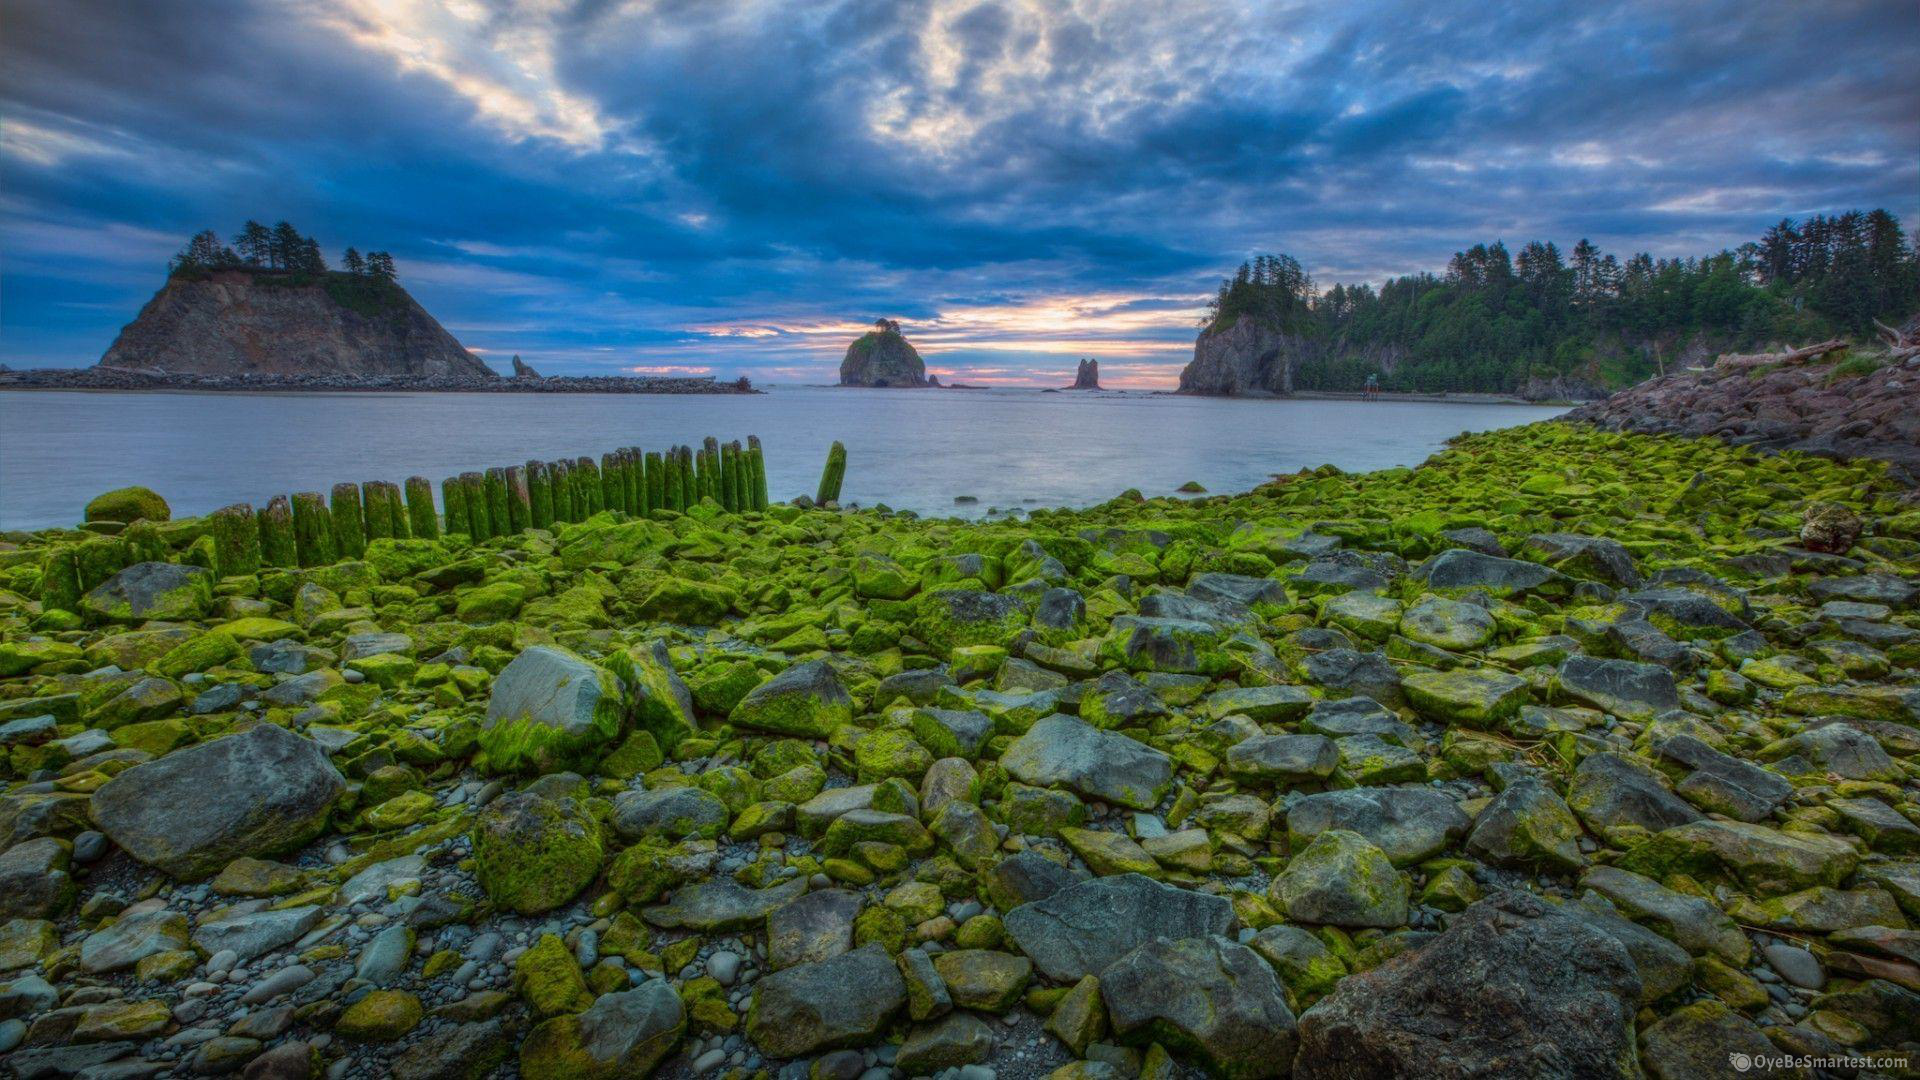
[749, 435, 768, 510]
[646, 451, 665, 513]
[484, 468, 512, 538]
[572, 457, 599, 517]
[329, 482, 367, 559]
[526, 461, 553, 529]
[259, 494, 298, 566]
[211, 503, 260, 578]
[679, 446, 697, 508]
[505, 465, 532, 533]
[290, 492, 336, 566]
[440, 477, 467, 537]
[361, 483, 393, 541]
[549, 459, 573, 523]
[460, 472, 492, 539]
[600, 452, 624, 514]
[816, 440, 847, 506]
[405, 477, 439, 539]
[624, 448, 644, 514]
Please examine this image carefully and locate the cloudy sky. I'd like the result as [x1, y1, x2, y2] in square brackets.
[2, 0, 1913, 386]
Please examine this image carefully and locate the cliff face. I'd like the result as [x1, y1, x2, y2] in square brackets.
[1176, 317, 1297, 396]
[839, 321, 929, 387]
[98, 270, 496, 381]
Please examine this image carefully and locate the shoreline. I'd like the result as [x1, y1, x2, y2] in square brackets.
[0, 368, 758, 395]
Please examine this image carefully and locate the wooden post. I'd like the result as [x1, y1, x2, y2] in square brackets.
[260, 494, 298, 565]
[574, 456, 601, 517]
[484, 467, 512, 536]
[330, 482, 366, 559]
[440, 477, 467, 536]
[527, 461, 553, 529]
[645, 451, 665, 513]
[550, 459, 573, 522]
[505, 465, 532, 533]
[679, 446, 697, 509]
[290, 492, 336, 566]
[816, 441, 846, 506]
[748, 435, 768, 510]
[405, 477, 439, 539]
[211, 503, 260, 577]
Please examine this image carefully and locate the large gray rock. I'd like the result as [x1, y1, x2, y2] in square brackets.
[1293, 890, 1642, 1079]
[643, 878, 808, 932]
[1567, 752, 1702, 845]
[746, 943, 907, 1057]
[1417, 549, 1569, 596]
[89, 723, 344, 880]
[521, 981, 684, 1078]
[1518, 533, 1643, 588]
[80, 562, 213, 624]
[480, 645, 625, 774]
[1003, 873, 1236, 982]
[1553, 656, 1678, 720]
[191, 905, 323, 963]
[1100, 936, 1297, 1079]
[1284, 787, 1467, 867]
[612, 787, 729, 842]
[1464, 776, 1587, 873]
[1000, 714, 1172, 810]
[1268, 829, 1408, 928]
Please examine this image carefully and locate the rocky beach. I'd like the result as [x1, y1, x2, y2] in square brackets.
[0, 401, 1915, 1080]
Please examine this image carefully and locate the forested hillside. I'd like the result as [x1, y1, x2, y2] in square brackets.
[1205, 210, 1918, 394]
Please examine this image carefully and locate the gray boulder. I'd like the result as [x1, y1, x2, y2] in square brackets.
[1000, 714, 1172, 810]
[1553, 656, 1678, 720]
[480, 645, 625, 774]
[80, 562, 213, 624]
[1284, 787, 1467, 867]
[1293, 890, 1642, 1079]
[746, 943, 907, 1057]
[1100, 936, 1297, 1079]
[89, 723, 344, 880]
[1003, 873, 1235, 982]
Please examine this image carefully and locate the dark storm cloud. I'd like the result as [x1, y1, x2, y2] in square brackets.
[1, 0, 1913, 385]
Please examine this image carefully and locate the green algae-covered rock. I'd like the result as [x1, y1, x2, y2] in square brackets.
[1402, 669, 1530, 728]
[1001, 713, 1172, 811]
[80, 562, 212, 624]
[85, 486, 170, 524]
[912, 589, 1030, 654]
[1267, 828, 1408, 928]
[1615, 819, 1859, 897]
[728, 658, 853, 738]
[471, 791, 604, 914]
[481, 645, 625, 775]
[607, 639, 697, 753]
[518, 933, 594, 1016]
[336, 989, 423, 1041]
[1100, 935, 1297, 1080]
[521, 981, 686, 1080]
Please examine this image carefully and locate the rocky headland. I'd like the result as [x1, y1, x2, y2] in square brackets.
[1175, 316, 1299, 397]
[0, 411, 1917, 1080]
[1568, 327, 1920, 479]
[840, 322, 930, 388]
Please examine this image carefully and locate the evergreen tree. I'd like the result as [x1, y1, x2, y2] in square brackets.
[342, 247, 366, 275]
[366, 251, 397, 282]
[268, 221, 303, 270]
[170, 230, 237, 273]
[236, 220, 271, 266]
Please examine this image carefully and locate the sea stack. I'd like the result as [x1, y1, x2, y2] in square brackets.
[99, 267, 494, 381]
[511, 355, 542, 379]
[1176, 317, 1295, 396]
[839, 319, 929, 387]
[1067, 358, 1102, 389]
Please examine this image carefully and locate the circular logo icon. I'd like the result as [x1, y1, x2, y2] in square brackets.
[1729, 1052, 1753, 1073]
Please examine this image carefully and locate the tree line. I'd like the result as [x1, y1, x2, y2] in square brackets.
[170, 220, 398, 282]
[1206, 209, 1918, 393]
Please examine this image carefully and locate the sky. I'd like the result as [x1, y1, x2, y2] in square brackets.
[1, 0, 1914, 387]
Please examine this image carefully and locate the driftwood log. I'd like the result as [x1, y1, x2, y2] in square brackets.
[1874, 317, 1920, 362]
[1712, 339, 1847, 373]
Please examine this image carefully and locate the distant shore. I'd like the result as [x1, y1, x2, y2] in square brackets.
[0, 366, 759, 394]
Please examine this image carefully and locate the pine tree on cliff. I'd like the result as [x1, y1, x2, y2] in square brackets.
[236, 220, 271, 267]
[269, 221, 304, 270]
[342, 248, 366, 275]
[366, 251, 397, 282]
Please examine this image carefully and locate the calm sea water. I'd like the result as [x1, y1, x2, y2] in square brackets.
[0, 387, 1565, 530]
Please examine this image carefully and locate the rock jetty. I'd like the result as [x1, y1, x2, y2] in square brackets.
[840, 321, 929, 388]
[0, 420, 1916, 1079]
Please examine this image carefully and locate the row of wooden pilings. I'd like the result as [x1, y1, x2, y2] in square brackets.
[202, 435, 770, 576]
